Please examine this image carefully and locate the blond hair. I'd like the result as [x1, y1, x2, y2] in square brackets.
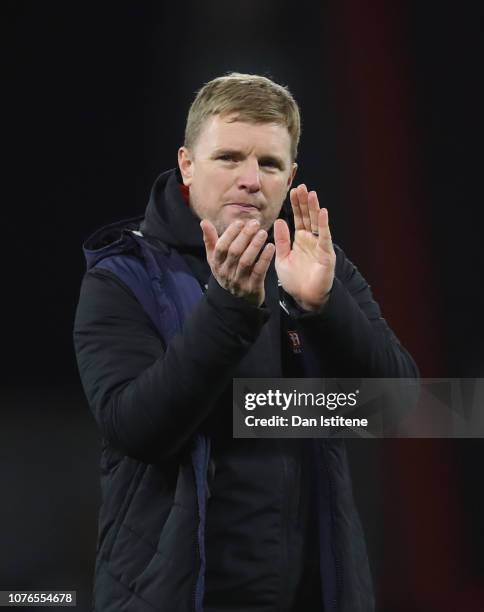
[184, 72, 301, 161]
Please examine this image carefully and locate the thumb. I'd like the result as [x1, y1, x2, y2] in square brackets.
[273, 219, 291, 260]
[200, 219, 218, 259]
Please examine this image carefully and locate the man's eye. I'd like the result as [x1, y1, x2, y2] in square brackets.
[260, 160, 279, 169]
[218, 154, 235, 161]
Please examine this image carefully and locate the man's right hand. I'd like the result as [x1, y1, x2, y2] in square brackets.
[200, 218, 275, 307]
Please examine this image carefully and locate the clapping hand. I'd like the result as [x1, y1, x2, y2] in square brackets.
[274, 184, 335, 312]
[200, 218, 275, 307]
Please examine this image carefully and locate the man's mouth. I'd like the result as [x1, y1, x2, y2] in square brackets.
[225, 202, 260, 210]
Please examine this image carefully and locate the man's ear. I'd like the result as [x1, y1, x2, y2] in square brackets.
[178, 146, 194, 186]
[287, 162, 298, 189]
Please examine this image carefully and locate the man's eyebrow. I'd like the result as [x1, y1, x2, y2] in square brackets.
[212, 148, 286, 168]
[212, 148, 244, 158]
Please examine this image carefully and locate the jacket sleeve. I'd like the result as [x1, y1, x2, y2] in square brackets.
[73, 270, 269, 463]
[282, 244, 419, 378]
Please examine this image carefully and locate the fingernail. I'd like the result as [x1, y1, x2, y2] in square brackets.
[250, 219, 260, 226]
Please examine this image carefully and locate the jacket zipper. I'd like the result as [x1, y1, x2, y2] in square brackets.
[192, 527, 198, 612]
[192, 435, 212, 612]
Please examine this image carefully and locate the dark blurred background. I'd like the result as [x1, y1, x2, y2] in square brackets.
[2, 1, 483, 610]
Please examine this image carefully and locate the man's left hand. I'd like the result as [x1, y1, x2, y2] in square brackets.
[274, 184, 336, 312]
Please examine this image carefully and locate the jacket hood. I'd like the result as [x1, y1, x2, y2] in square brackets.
[140, 167, 205, 253]
[82, 215, 144, 270]
[82, 167, 206, 273]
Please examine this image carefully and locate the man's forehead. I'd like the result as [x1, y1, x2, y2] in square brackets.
[200, 114, 291, 152]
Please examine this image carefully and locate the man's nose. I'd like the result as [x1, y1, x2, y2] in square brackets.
[236, 159, 261, 192]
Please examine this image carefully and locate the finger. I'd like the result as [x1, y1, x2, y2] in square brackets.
[223, 219, 261, 270]
[273, 218, 291, 260]
[234, 228, 268, 277]
[317, 208, 334, 254]
[308, 190, 321, 234]
[249, 242, 275, 284]
[200, 220, 218, 260]
[213, 219, 245, 265]
[290, 187, 305, 231]
[296, 184, 311, 231]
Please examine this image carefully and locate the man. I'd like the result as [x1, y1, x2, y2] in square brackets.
[74, 73, 418, 612]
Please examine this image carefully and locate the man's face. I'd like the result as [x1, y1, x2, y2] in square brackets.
[178, 114, 297, 235]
